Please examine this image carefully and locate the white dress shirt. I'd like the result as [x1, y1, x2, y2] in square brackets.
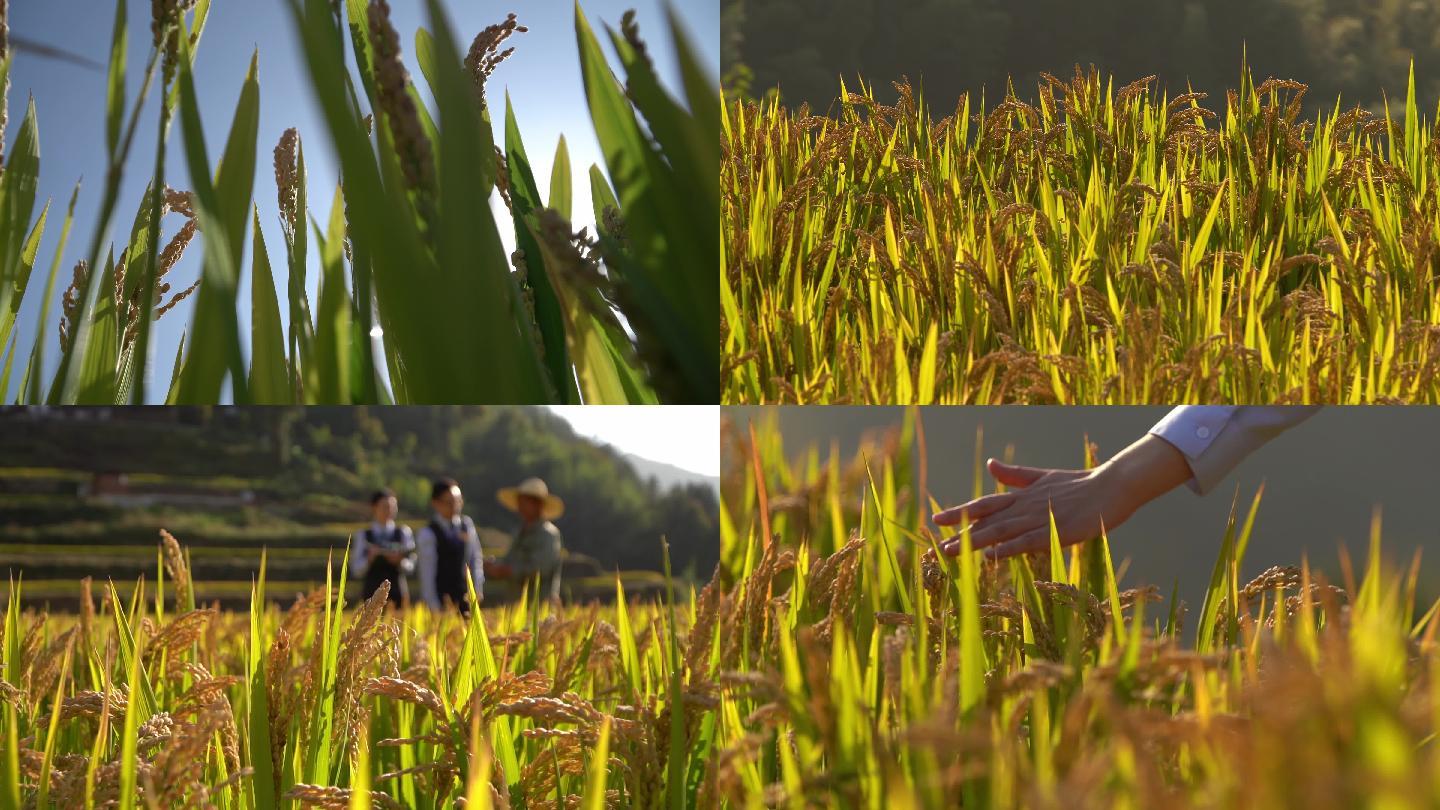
[350, 521, 417, 577]
[415, 513, 485, 609]
[1148, 406, 1321, 494]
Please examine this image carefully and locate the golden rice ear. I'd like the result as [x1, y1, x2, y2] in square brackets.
[273, 128, 301, 236]
[367, 0, 435, 198]
[159, 529, 192, 612]
[464, 12, 527, 110]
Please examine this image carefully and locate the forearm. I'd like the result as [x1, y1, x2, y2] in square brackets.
[419, 575, 439, 609]
[350, 536, 369, 577]
[1092, 433, 1193, 517]
[417, 534, 439, 608]
[469, 552, 486, 600]
[397, 531, 417, 574]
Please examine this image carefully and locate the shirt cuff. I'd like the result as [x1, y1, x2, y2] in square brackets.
[1147, 406, 1237, 493]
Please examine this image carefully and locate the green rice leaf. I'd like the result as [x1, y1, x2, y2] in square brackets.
[956, 528, 985, 716]
[312, 184, 353, 403]
[0, 199, 47, 350]
[575, 4, 715, 401]
[1, 580, 19, 810]
[249, 207, 290, 403]
[0, 333, 13, 401]
[528, 217, 640, 404]
[22, 182, 78, 404]
[165, 329, 187, 403]
[582, 717, 612, 810]
[424, 0, 551, 402]
[287, 0, 463, 403]
[664, 4, 719, 148]
[116, 603, 145, 810]
[614, 574, 642, 694]
[105, 0, 128, 157]
[504, 94, 579, 402]
[173, 46, 256, 404]
[73, 250, 119, 404]
[549, 135, 573, 220]
[0, 97, 41, 348]
[33, 643, 72, 810]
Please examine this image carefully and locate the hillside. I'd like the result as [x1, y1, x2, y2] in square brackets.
[0, 406, 718, 607]
[625, 453, 720, 493]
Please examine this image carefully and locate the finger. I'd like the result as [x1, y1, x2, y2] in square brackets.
[940, 514, 1030, 555]
[940, 534, 968, 556]
[932, 491, 1015, 526]
[984, 528, 1052, 561]
[966, 514, 1046, 550]
[987, 458, 1051, 489]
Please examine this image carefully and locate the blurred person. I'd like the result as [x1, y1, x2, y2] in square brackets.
[350, 488, 416, 608]
[936, 406, 1322, 560]
[486, 477, 565, 604]
[417, 478, 485, 615]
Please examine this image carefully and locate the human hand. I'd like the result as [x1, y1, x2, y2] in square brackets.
[933, 435, 1192, 560]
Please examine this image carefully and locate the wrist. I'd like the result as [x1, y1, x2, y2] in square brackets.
[1088, 460, 1146, 521]
[1093, 434, 1192, 514]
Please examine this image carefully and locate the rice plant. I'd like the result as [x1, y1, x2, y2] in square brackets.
[0, 0, 717, 405]
[722, 65, 1440, 403]
[0, 529, 719, 808]
[708, 411, 1440, 806]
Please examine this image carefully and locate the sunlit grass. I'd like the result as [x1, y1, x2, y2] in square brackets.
[722, 64, 1440, 403]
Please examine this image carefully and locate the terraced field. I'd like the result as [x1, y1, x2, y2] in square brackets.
[1, 470, 661, 611]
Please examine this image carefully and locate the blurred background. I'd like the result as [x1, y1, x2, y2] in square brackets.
[0, 405, 720, 609]
[722, 0, 1440, 113]
[722, 406, 1440, 611]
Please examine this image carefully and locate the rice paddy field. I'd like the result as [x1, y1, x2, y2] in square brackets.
[0, 0, 717, 405]
[709, 412, 1440, 806]
[1, 529, 715, 809]
[721, 67, 1440, 403]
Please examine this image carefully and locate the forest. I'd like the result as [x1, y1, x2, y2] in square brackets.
[723, 0, 1440, 111]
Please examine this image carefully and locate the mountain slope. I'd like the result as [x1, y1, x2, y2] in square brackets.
[625, 453, 720, 493]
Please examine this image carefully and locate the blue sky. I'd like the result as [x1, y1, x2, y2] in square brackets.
[6, 0, 718, 402]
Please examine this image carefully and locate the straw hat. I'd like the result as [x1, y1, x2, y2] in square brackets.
[496, 477, 564, 520]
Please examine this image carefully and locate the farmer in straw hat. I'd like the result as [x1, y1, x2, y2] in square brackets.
[487, 477, 565, 604]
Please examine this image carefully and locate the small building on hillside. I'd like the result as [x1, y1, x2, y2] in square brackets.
[81, 471, 256, 508]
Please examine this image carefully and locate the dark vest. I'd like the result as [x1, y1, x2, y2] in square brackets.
[361, 526, 408, 606]
[430, 516, 474, 611]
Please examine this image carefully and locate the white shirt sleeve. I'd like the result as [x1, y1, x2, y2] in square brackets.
[350, 530, 369, 578]
[416, 527, 439, 610]
[468, 524, 485, 599]
[398, 526, 416, 575]
[1149, 406, 1321, 494]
